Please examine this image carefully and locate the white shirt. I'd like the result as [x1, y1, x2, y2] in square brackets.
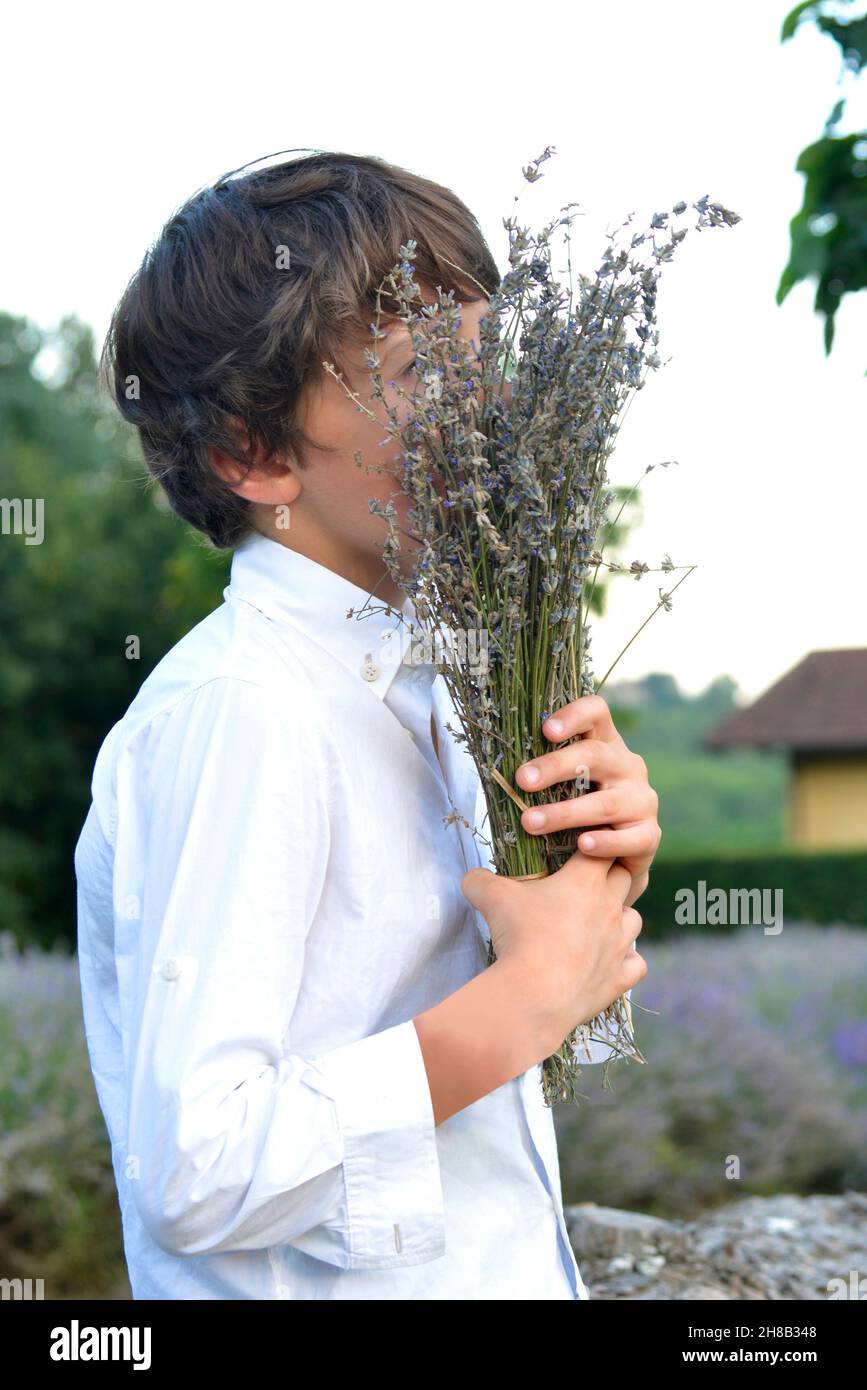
[74, 527, 619, 1300]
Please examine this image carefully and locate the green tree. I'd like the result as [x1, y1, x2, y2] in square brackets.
[778, 0, 867, 365]
[0, 312, 230, 949]
[642, 672, 682, 707]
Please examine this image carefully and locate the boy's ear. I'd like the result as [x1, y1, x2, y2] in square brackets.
[208, 416, 300, 503]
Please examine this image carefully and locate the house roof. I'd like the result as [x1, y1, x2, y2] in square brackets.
[704, 648, 867, 752]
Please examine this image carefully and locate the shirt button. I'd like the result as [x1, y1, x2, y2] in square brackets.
[161, 957, 182, 980]
[360, 654, 380, 681]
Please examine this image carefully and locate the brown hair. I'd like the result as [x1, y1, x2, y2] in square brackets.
[100, 149, 501, 548]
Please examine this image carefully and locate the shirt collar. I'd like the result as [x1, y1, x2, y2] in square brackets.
[224, 528, 430, 702]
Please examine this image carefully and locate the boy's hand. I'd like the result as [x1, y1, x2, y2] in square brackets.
[461, 851, 646, 1055]
[514, 694, 661, 908]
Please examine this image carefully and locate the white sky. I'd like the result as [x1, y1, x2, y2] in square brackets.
[3, 0, 865, 701]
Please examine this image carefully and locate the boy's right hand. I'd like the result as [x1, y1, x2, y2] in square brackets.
[460, 851, 646, 1053]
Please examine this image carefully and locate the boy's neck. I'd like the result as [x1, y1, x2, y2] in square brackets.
[250, 514, 406, 612]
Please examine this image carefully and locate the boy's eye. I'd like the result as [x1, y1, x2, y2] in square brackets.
[402, 359, 419, 379]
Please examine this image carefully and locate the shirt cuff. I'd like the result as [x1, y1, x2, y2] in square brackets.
[301, 1018, 446, 1269]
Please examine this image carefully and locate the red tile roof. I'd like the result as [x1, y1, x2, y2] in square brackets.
[704, 648, 867, 751]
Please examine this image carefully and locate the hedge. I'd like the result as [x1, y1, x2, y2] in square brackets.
[636, 849, 867, 937]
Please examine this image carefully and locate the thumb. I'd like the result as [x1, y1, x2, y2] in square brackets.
[460, 866, 504, 915]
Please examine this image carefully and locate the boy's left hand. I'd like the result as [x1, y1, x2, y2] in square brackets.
[515, 694, 661, 909]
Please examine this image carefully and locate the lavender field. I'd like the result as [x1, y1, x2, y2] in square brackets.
[555, 922, 867, 1216]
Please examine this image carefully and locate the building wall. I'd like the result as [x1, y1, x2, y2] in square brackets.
[789, 752, 867, 850]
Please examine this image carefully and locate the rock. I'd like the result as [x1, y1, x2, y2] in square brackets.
[565, 1203, 686, 1262]
[565, 1191, 867, 1300]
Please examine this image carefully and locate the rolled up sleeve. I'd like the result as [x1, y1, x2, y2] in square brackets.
[115, 674, 445, 1270]
[303, 1019, 444, 1267]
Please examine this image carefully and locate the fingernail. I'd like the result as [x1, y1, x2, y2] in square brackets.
[521, 765, 540, 784]
[581, 835, 596, 850]
[526, 810, 546, 828]
[546, 718, 563, 736]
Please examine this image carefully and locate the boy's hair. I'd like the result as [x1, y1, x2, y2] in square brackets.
[101, 150, 501, 548]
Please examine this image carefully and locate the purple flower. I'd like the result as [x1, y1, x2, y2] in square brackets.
[831, 1020, 867, 1067]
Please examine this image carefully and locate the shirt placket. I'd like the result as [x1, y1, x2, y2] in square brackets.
[430, 677, 585, 1300]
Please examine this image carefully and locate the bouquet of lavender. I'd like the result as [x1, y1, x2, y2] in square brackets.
[325, 150, 740, 1104]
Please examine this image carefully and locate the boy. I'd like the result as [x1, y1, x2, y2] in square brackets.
[75, 151, 658, 1300]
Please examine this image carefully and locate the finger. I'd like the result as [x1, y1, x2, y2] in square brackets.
[608, 861, 634, 901]
[515, 738, 626, 793]
[520, 785, 655, 834]
[542, 693, 621, 745]
[460, 866, 505, 915]
[554, 845, 616, 881]
[622, 905, 644, 940]
[624, 870, 650, 909]
[576, 823, 661, 859]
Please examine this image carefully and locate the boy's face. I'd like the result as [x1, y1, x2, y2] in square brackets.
[213, 295, 491, 604]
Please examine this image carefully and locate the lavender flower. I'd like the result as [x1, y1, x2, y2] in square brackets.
[325, 150, 741, 1104]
